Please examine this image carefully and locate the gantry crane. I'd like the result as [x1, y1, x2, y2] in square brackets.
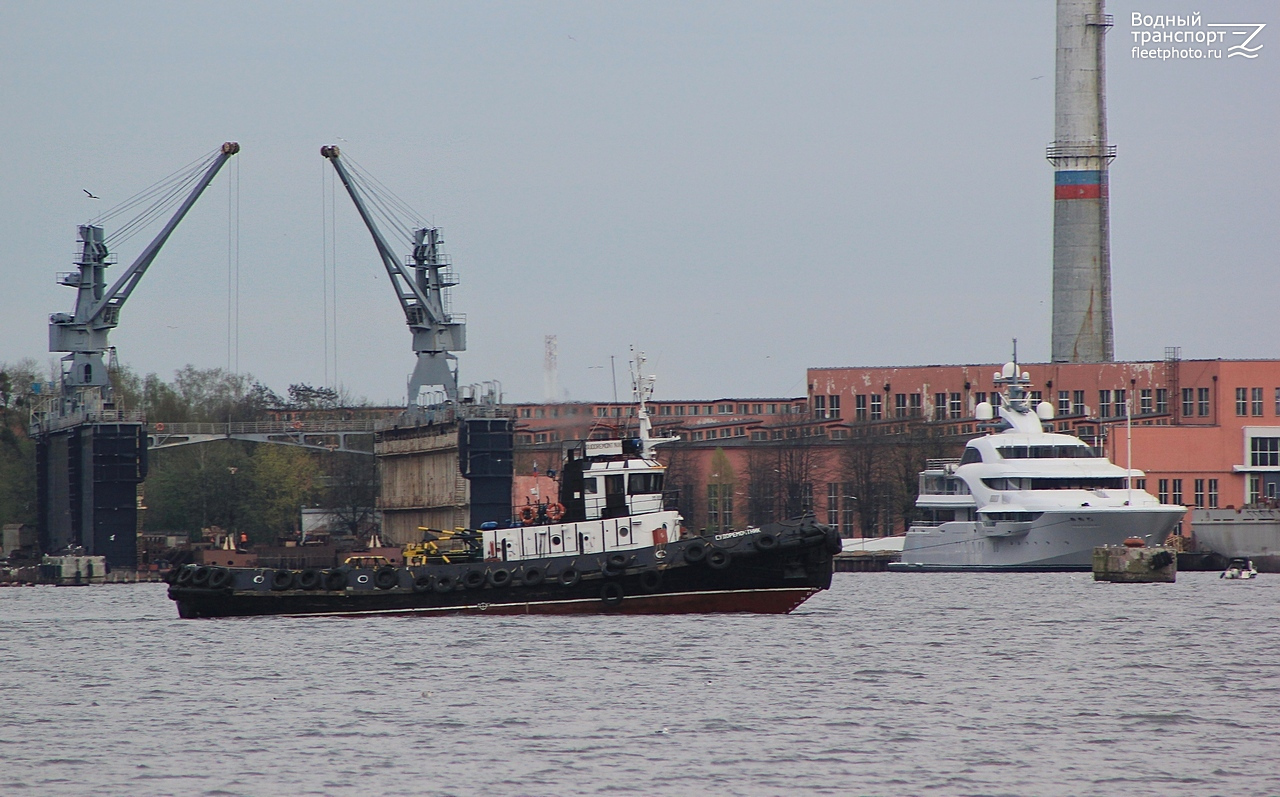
[321, 145, 465, 406]
[47, 142, 240, 414]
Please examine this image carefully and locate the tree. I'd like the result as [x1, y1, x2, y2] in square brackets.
[318, 452, 379, 537]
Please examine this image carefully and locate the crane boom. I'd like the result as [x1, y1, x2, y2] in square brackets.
[49, 142, 240, 401]
[321, 145, 465, 405]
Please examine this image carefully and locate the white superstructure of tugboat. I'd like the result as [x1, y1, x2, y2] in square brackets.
[168, 353, 838, 618]
[891, 358, 1185, 572]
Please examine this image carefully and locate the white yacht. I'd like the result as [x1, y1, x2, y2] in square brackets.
[892, 360, 1186, 571]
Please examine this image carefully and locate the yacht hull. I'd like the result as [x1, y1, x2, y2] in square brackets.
[891, 507, 1185, 572]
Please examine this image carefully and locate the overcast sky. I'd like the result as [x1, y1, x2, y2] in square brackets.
[2, 1, 1275, 404]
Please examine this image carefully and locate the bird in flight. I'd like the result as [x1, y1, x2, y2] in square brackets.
[83, 189, 100, 199]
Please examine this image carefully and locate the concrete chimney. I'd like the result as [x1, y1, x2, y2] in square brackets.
[1049, 0, 1115, 363]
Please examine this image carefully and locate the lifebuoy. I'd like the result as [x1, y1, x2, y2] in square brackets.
[519, 505, 536, 525]
[684, 542, 707, 563]
[708, 549, 731, 570]
[521, 566, 545, 587]
[271, 569, 294, 591]
[754, 533, 778, 553]
[298, 569, 322, 590]
[374, 566, 399, 590]
[558, 567, 581, 587]
[546, 503, 564, 522]
[600, 582, 624, 607]
[154, 422, 165, 432]
[488, 568, 512, 588]
[208, 567, 233, 590]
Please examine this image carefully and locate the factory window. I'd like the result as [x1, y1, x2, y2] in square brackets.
[660, 405, 671, 415]
[517, 433, 534, 444]
[813, 395, 826, 419]
[596, 407, 608, 418]
[909, 393, 921, 417]
[1172, 479, 1184, 506]
[870, 394, 882, 421]
[691, 431, 704, 441]
[1181, 388, 1194, 418]
[1072, 391, 1085, 416]
[535, 433, 548, 443]
[1030, 391, 1043, 404]
[1198, 387, 1210, 417]
[1194, 479, 1205, 508]
[894, 393, 907, 419]
[719, 404, 734, 415]
[1099, 390, 1112, 419]
[752, 403, 762, 414]
[1250, 437, 1280, 467]
[675, 406, 686, 416]
[1057, 391, 1070, 416]
[842, 482, 856, 535]
[1158, 479, 1169, 503]
[771, 430, 783, 440]
[520, 408, 532, 418]
[534, 408, 545, 418]
[934, 392, 947, 421]
[1237, 388, 1249, 416]
[855, 395, 867, 422]
[1115, 389, 1127, 417]
[767, 404, 777, 414]
[739, 404, 749, 414]
[613, 407, 622, 417]
[751, 430, 767, 441]
[1141, 389, 1153, 415]
[802, 482, 814, 513]
[827, 483, 840, 528]
[1249, 476, 1261, 504]
[1252, 387, 1264, 417]
[974, 392, 987, 407]
[949, 393, 962, 420]
[829, 395, 841, 419]
[1156, 389, 1168, 415]
[1209, 479, 1219, 508]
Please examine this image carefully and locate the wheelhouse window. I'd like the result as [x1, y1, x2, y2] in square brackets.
[996, 444, 1101, 459]
[959, 447, 983, 465]
[628, 473, 665, 494]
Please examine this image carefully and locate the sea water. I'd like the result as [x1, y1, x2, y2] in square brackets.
[1, 573, 1277, 796]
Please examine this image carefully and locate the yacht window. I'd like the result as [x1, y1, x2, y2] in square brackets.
[959, 447, 983, 465]
[583, 478, 598, 495]
[628, 473, 665, 494]
[983, 477, 1126, 491]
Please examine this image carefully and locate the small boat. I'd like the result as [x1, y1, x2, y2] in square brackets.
[891, 357, 1185, 572]
[1220, 558, 1258, 580]
[167, 355, 839, 618]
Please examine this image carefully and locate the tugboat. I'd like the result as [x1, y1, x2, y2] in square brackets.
[167, 356, 838, 618]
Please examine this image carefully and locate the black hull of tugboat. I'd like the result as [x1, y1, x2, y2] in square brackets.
[168, 517, 838, 619]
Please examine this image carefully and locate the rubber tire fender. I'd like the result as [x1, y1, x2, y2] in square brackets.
[521, 566, 545, 587]
[271, 569, 294, 591]
[558, 567, 581, 587]
[824, 527, 843, 554]
[600, 581, 624, 607]
[374, 567, 399, 590]
[605, 552, 629, 572]
[488, 568, 512, 588]
[707, 549, 731, 570]
[434, 574, 457, 594]
[684, 542, 707, 564]
[413, 574, 435, 593]
[298, 569, 322, 590]
[208, 567, 233, 590]
[191, 566, 212, 587]
[463, 569, 486, 590]
[639, 569, 663, 592]
[753, 533, 778, 553]
[323, 569, 348, 591]
[176, 566, 196, 586]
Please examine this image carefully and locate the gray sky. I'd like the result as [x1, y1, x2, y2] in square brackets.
[2, 1, 1275, 404]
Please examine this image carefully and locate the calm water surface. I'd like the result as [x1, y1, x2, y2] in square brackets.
[1, 573, 1278, 796]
